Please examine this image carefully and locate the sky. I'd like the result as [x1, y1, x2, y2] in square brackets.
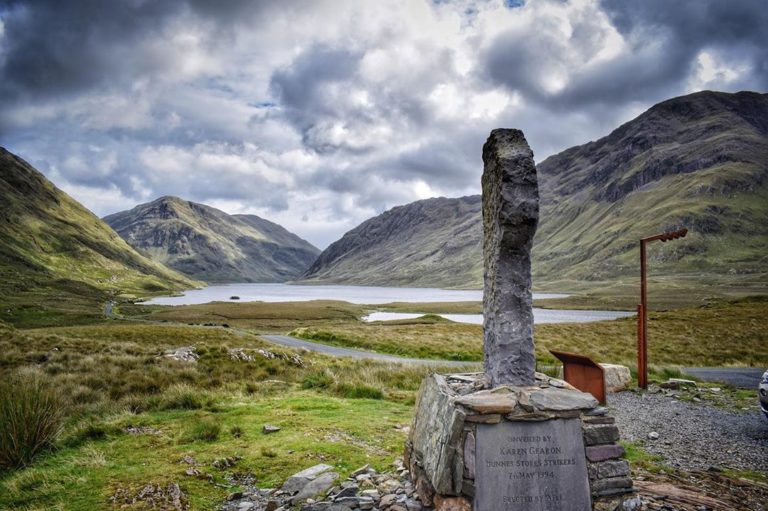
[1, 0, 766, 249]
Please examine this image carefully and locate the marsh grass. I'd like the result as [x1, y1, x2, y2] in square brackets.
[0, 371, 65, 469]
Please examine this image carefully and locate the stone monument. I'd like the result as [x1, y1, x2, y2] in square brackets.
[405, 129, 635, 511]
[482, 129, 539, 387]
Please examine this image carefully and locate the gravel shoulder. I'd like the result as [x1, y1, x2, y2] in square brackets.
[610, 390, 768, 473]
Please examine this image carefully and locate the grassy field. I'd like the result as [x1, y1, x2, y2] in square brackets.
[288, 296, 768, 367]
[0, 319, 467, 510]
[535, 273, 768, 310]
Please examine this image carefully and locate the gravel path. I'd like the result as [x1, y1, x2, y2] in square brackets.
[610, 391, 768, 472]
[683, 367, 765, 389]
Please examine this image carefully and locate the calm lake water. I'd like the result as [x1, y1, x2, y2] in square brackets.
[146, 283, 632, 324]
[363, 310, 634, 325]
[147, 283, 567, 305]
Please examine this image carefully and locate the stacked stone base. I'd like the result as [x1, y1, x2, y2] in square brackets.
[405, 373, 634, 511]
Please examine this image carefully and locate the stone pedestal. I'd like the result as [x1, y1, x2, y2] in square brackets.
[405, 373, 634, 511]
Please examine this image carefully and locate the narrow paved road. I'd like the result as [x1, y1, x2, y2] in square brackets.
[260, 334, 480, 367]
[683, 367, 765, 389]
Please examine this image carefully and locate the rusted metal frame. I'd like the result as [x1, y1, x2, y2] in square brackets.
[637, 228, 687, 390]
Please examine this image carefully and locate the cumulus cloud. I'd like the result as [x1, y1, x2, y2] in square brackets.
[0, 0, 765, 247]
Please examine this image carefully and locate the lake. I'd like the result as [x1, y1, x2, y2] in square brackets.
[146, 283, 567, 305]
[145, 283, 632, 324]
[362, 310, 634, 325]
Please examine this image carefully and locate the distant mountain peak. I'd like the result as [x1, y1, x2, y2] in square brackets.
[105, 197, 319, 283]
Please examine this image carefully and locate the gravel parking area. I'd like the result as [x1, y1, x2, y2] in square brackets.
[610, 390, 768, 472]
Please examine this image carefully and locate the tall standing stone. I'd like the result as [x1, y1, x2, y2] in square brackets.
[482, 129, 539, 387]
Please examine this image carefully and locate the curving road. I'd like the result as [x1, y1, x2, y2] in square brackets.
[260, 334, 480, 367]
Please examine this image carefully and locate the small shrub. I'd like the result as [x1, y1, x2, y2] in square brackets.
[160, 386, 204, 410]
[230, 425, 244, 438]
[337, 383, 384, 400]
[187, 418, 220, 442]
[63, 419, 117, 447]
[260, 447, 277, 458]
[244, 382, 258, 395]
[302, 370, 334, 390]
[0, 372, 65, 468]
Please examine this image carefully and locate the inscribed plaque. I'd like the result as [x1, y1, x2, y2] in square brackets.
[474, 419, 591, 511]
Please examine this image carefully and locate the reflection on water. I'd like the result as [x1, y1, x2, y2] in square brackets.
[147, 283, 567, 306]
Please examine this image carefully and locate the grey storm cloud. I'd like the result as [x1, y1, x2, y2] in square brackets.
[0, 1, 180, 102]
[485, 0, 768, 108]
[0, 0, 766, 248]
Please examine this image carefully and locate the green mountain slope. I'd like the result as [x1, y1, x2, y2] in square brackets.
[535, 90, 768, 283]
[302, 196, 482, 288]
[104, 197, 320, 283]
[0, 147, 197, 325]
[301, 91, 768, 293]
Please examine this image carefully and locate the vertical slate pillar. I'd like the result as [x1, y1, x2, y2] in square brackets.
[481, 129, 539, 387]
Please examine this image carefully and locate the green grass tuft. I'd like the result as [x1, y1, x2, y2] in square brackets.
[0, 371, 66, 469]
[186, 417, 221, 442]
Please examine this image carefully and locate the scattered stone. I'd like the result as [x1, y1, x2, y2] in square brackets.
[380, 493, 397, 507]
[282, 464, 335, 494]
[648, 431, 660, 441]
[163, 346, 198, 363]
[600, 364, 632, 392]
[660, 378, 698, 390]
[229, 348, 255, 361]
[263, 424, 281, 434]
[334, 484, 358, 499]
[433, 495, 472, 511]
[293, 472, 339, 502]
[212, 456, 241, 470]
[110, 482, 188, 510]
[125, 425, 162, 435]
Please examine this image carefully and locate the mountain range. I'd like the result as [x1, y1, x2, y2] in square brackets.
[104, 197, 319, 283]
[2, 89, 766, 325]
[302, 90, 768, 289]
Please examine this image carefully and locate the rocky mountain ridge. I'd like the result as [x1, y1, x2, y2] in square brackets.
[105, 197, 320, 283]
[301, 90, 768, 289]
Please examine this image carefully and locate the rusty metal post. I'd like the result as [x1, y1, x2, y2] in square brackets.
[637, 228, 687, 390]
[637, 303, 646, 389]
